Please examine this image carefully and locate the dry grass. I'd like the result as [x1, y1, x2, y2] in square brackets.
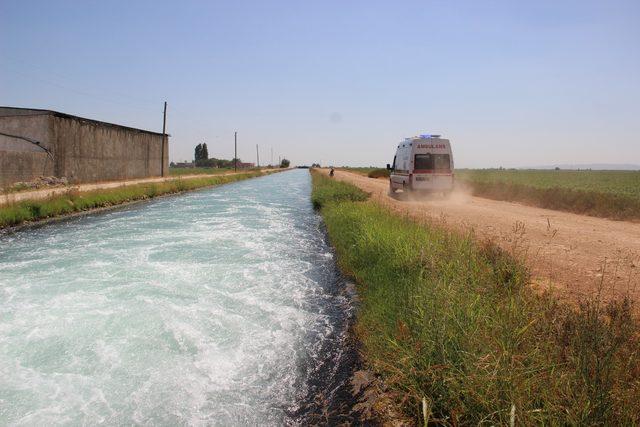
[367, 169, 390, 179]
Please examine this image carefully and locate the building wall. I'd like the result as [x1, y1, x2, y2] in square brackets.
[0, 110, 168, 189]
[52, 116, 167, 183]
[0, 114, 55, 189]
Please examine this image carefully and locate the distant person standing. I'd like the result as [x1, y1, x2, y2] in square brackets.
[329, 167, 335, 177]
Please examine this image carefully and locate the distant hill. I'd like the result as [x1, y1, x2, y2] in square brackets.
[522, 164, 640, 171]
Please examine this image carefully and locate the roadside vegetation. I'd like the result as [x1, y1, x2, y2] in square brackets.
[457, 169, 640, 221]
[169, 167, 235, 176]
[0, 172, 264, 229]
[338, 167, 377, 175]
[339, 167, 390, 179]
[311, 176, 369, 208]
[1, 177, 69, 194]
[367, 168, 390, 179]
[311, 170, 640, 425]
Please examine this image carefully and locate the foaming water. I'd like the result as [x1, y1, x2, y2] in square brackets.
[0, 170, 355, 425]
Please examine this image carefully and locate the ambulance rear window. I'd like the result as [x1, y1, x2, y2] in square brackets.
[415, 154, 450, 171]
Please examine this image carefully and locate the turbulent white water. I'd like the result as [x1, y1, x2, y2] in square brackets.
[0, 170, 354, 425]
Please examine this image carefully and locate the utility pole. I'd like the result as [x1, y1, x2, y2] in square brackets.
[161, 101, 167, 176]
[256, 144, 260, 168]
[234, 131, 237, 172]
[271, 147, 273, 166]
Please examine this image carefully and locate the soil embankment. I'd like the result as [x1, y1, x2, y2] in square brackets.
[323, 169, 640, 302]
[0, 170, 274, 206]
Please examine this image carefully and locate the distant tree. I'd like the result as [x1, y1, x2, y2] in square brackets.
[311, 163, 321, 168]
[280, 158, 290, 168]
[195, 143, 211, 166]
[170, 161, 176, 167]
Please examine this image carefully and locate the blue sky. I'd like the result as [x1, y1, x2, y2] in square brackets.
[2, 0, 639, 167]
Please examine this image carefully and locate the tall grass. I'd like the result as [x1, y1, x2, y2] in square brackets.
[311, 171, 640, 425]
[0, 172, 263, 229]
[311, 176, 369, 209]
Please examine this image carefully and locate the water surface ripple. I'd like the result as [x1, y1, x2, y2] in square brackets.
[0, 169, 354, 425]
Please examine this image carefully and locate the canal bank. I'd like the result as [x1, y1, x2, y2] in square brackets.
[310, 170, 640, 425]
[0, 170, 284, 231]
[0, 169, 359, 424]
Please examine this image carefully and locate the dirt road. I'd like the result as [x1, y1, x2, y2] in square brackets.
[327, 169, 640, 302]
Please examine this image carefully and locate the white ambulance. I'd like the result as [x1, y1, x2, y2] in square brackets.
[387, 134, 454, 194]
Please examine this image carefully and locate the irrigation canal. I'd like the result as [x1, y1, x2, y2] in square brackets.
[0, 169, 357, 425]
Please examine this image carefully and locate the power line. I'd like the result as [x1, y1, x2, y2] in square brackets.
[0, 131, 54, 160]
[2, 59, 163, 111]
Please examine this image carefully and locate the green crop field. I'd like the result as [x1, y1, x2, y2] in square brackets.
[456, 169, 640, 200]
[456, 169, 640, 220]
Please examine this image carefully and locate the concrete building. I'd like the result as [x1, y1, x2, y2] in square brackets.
[0, 107, 168, 189]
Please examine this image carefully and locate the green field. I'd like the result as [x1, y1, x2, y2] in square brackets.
[311, 170, 639, 424]
[339, 167, 390, 178]
[456, 169, 640, 200]
[456, 169, 640, 220]
[342, 167, 640, 220]
[344, 167, 640, 200]
[338, 167, 379, 176]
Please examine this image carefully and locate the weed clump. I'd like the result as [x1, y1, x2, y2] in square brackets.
[367, 169, 390, 179]
[311, 171, 640, 424]
[311, 174, 369, 209]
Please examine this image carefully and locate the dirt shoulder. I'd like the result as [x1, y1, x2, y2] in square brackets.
[324, 169, 640, 303]
[0, 170, 272, 207]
